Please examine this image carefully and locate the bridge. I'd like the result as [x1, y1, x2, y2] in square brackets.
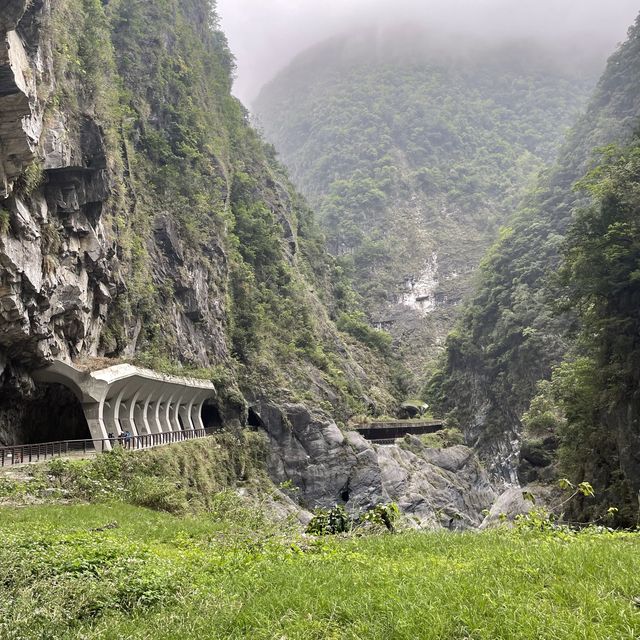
[355, 420, 444, 444]
[27, 360, 217, 450]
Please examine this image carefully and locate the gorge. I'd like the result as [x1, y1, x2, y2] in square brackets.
[3, 1, 640, 637]
[1, 0, 640, 530]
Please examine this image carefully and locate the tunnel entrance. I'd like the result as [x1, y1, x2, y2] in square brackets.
[201, 401, 223, 430]
[247, 407, 265, 428]
[19, 383, 90, 444]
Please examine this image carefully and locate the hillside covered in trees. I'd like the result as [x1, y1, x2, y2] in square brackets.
[428, 16, 640, 523]
[254, 31, 597, 385]
[4, 2, 640, 637]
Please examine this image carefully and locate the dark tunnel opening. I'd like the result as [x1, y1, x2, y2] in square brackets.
[201, 401, 223, 430]
[18, 383, 90, 445]
[247, 407, 265, 428]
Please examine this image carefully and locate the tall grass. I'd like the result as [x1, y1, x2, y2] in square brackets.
[0, 432, 269, 514]
[1, 501, 639, 639]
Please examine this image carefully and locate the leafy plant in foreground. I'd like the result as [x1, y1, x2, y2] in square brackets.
[306, 502, 400, 535]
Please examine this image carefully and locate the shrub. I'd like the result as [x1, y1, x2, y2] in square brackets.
[128, 476, 188, 514]
[306, 505, 352, 535]
[15, 160, 44, 196]
[419, 428, 465, 448]
[361, 502, 400, 532]
[0, 208, 10, 234]
[337, 312, 392, 354]
[306, 502, 401, 535]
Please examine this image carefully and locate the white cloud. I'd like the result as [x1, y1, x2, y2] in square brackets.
[216, 0, 639, 105]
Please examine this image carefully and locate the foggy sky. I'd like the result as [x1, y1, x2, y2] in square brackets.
[216, 0, 639, 106]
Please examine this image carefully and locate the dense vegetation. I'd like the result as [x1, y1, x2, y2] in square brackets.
[429, 16, 640, 521]
[255, 33, 595, 382]
[42, 0, 400, 416]
[550, 138, 640, 523]
[2, 444, 640, 639]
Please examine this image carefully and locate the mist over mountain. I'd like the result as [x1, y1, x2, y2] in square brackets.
[218, 0, 638, 103]
[429, 13, 640, 523]
[254, 28, 596, 388]
[5, 2, 640, 634]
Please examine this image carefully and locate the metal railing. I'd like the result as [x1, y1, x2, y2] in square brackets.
[0, 428, 217, 467]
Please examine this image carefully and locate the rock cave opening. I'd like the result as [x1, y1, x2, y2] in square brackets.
[247, 407, 265, 428]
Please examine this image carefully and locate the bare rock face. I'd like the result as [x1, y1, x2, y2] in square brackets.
[0, 1, 231, 379]
[0, 0, 109, 374]
[0, 2, 508, 517]
[0, 0, 28, 32]
[151, 214, 229, 364]
[480, 487, 533, 528]
[0, 1, 234, 445]
[256, 401, 496, 529]
[0, 28, 38, 195]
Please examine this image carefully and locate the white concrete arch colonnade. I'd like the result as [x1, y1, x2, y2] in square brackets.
[32, 360, 216, 450]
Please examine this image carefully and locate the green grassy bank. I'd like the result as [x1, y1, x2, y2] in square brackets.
[2, 498, 640, 640]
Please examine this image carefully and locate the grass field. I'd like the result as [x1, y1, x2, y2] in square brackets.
[2, 500, 640, 640]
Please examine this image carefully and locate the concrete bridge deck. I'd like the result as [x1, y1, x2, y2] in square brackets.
[356, 420, 444, 443]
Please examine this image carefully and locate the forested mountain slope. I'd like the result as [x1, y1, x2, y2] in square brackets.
[428, 15, 640, 518]
[0, 0, 400, 445]
[254, 31, 596, 385]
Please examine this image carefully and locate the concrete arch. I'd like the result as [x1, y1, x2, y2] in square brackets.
[191, 390, 208, 431]
[173, 393, 186, 431]
[162, 391, 178, 433]
[182, 396, 197, 431]
[31, 360, 217, 448]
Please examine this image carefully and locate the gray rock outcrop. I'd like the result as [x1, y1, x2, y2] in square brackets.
[256, 401, 496, 529]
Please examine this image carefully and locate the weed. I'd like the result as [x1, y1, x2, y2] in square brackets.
[1, 503, 639, 639]
[0, 208, 10, 234]
[15, 160, 44, 196]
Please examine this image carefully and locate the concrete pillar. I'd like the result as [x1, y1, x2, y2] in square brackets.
[146, 398, 159, 434]
[133, 390, 149, 436]
[192, 392, 207, 431]
[152, 393, 167, 434]
[173, 394, 185, 431]
[144, 391, 160, 434]
[182, 397, 196, 431]
[130, 382, 154, 436]
[102, 400, 115, 435]
[190, 400, 200, 432]
[83, 399, 110, 450]
[112, 386, 128, 435]
[162, 392, 177, 433]
[120, 402, 136, 436]
[128, 390, 141, 436]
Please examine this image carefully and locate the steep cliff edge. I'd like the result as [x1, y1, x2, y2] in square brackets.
[0, 0, 501, 528]
[429, 15, 640, 495]
[0, 0, 403, 446]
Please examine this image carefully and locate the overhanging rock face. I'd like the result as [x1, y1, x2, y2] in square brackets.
[32, 361, 216, 447]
